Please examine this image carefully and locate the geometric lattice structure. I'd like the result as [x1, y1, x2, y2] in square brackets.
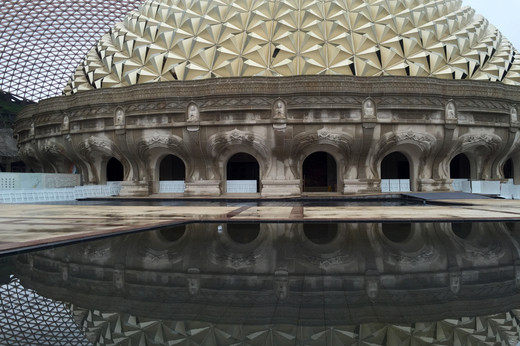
[65, 0, 520, 95]
[71, 307, 520, 346]
[0, 276, 90, 346]
[0, 0, 141, 101]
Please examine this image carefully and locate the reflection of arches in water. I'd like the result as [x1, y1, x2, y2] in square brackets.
[159, 155, 185, 180]
[381, 152, 409, 179]
[450, 153, 471, 179]
[504, 158, 514, 179]
[106, 157, 124, 181]
[382, 223, 412, 243]
[451, 223, 471, 239]
[227, 223, 260, 244]
[226, 153, 260, 192]
[302, 152, 337, 192]
[158, 225, 186, 242]
[303, 223, 338, 244]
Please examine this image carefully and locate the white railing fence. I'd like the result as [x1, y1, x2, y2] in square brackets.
[0, 182, 121, 204]
[159, 180, 186, 193]
[381, 179, 411, 192]
[226, 180, 257, 193]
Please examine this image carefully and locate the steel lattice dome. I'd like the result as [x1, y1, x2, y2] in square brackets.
[0, 0, 142, 101]
[64, 0, 520, 95]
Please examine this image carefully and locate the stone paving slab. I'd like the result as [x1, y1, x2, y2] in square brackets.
[1, 200, 520, 254]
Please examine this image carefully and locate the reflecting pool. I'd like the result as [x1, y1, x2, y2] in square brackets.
[2, 222, 520, 345]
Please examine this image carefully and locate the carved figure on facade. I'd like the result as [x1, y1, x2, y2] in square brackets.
[511, 105, 518, 124]
[445, 101, 456, 120]
[362, 98, 376, 119]
[114, 108, 125, 127]
[62, 115, 70, 131]
[187, 103, 199, 122]
[29, 123, 35, 138]
[273, 99, 286, 120]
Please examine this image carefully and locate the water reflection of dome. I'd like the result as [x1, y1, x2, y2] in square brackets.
[13, 222, 520, 327]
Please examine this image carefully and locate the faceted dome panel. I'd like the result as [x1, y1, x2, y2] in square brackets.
[65, 0, 520, 95]
[0, 0, 142, 101]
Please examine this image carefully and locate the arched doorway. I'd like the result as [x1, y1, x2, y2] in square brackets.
[106, 157, 124, 182]
[226, 153, 260, 193]
[450, 153, 471, 179]
[504, 158, 514, 180]
[302, 152, 337, 192]
[450, 153, 471, 192]
[159, 155, 186, 193]
[380, 152, 410, 192]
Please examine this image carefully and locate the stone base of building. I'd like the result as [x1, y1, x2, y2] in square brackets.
[343, 179, 381, 194]
[261, 180, 301, 197]
[119, 181, 150, 197]
[417, 179, 453, 192]
[185, 180, 221, 196]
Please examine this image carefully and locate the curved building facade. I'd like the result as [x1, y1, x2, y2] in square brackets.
[14, 0, 520, 196]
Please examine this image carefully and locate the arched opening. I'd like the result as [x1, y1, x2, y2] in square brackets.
[106, 157, 124, 182]
[226, 153, 260, 193]
[450, 153, 471, 192]
[380, 152, 410, 192]
[302, 152, 337, 192]
[382, 223, 412, 243]
[504, 158, 514, 179]
[450, 153, 471, 179]
[227, 223, 261, 244]
[159, 155, 186, 193]
[303, 223, 338, 244]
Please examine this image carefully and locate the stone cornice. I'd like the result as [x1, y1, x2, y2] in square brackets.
[18, 76, 520, 119]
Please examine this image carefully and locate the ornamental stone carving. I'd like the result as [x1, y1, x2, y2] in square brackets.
[445, 101, 456, 120]
[187, 103, 199, 122]
[273, 99, 286, 120]
[362, 98, 376, 119]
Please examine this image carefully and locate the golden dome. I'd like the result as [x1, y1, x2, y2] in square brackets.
[64, 0, 520, 94]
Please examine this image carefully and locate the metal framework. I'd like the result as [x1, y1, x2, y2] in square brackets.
[0, 0, 142, 102]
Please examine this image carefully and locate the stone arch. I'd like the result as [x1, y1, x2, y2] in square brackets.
[291, 129, 352, 184]
[302, 151, 338, 192]
[208, 129, 270, 181]
[136, 133, 192, 186]
[18, 142, 44, 173]
[442, 133, 502, 180]
[38, 140, 75, 174]
[106, 157, 124, 181]
[449, 153, 471, 179]
[371, 131, 437, 191]
[78, 136, 132, 184]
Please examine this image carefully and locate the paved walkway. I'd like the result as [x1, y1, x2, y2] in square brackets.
[1, 198, 520, 254]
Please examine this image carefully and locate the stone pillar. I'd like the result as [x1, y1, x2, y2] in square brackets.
[417, 178, 453, 192]
[343, 179, 381, 194]
[185, 180, 221, 196]
[261, 179, 300, 197]
[119, 180, 150, 197]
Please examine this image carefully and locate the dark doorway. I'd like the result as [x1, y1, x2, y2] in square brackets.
[227, 153, 260, 192]
[450, 153, 470, 179]
[381, 152, 410, 179]
[159, 155, 185, 180]
[106, 157, 124, 181]
[303, 152, 337, 192]
[504, 158, 514, 179]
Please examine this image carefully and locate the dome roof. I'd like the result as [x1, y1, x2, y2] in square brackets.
[65, 0, 520, 94]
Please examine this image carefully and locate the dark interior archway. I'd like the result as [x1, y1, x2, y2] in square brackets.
[106, 157, 124, 181]
[226, 153, 260, 192]
[159, 155, 185, 180]
[381, 152, 409, 179]
[504, 158, 514, 179]
[450, 153, 471, 179]
[302, 151, 337, 192]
